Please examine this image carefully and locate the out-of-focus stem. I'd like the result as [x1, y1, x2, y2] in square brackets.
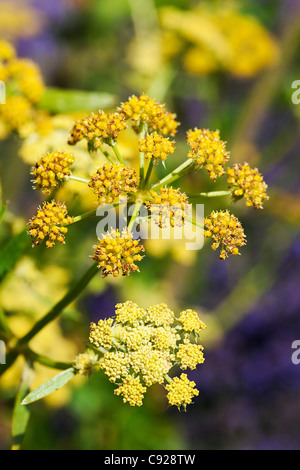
[188, 190, 231, 199]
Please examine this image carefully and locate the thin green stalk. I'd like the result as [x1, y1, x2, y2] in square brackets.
[151, 158, 194, 191]
[68, 175, 89, 184]
[111, 143, 126, 165]
[142, 158, 155, 189]
[27, 349, 73, 371]
[185, 216, 204, 230]
[188, 190, 231, 199]
[71, 209, 97, 224]
[18, 262, 99, 345]
[128, 202, 143, 232]
[99, 146, 116, 164]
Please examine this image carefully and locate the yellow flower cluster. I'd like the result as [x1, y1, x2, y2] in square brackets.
[147, 187, 188, 227]
[204, 210, 246, 259]
[32, 152, 75, 193]
[92, 228, 145, 277]
[178, 309, 206, 336]
[68, 111, 128, 148]
[27, 201, 73, 248]
[0, 42, 45, 135]
[227, 163, 269, 209]
[119, 94, 179, 136]
[187, 128, 229, 180]
[89, 318, 114, 350]
[177, 340, 204, 370]
[78, 301, 206, 408]
[73, 351, 100, 377]
[165, 374, 199, 410]
[0, 40, 16, 60]
[159, 6, 279, 79]
[88, 162, 139, 204]
[139, 132, 175, 164]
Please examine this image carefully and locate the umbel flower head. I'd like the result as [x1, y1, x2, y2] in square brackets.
[68, 111, 128, 148]
[139, 132, 175, 164]
[119, 94, 179, 136]
[204, 210, 246, 259]
[187, 128, 230, 179]
[32, 152, 75, 193]
[88, 162, 139, 204]
[92, 228, 145, 277]
[76, 301, 206, 409]
[27, 201, 73, 248]
[227, 163, 269, 209]
[146, 187, 188, 228]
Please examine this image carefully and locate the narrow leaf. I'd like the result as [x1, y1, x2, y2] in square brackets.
[0, 229, 30, 283]
[39, 87, 116, 114]
[12, 361, 35, 450]
[22, 368, 75, 405]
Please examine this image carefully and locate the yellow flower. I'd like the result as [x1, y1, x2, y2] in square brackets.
[165, 373, 199, 410]
[73, 351, 100, 377]
[88, 162, 139, 204]
[68, 111, 127, 147]
[187, 128, 229, 179]
[178, 309, 206, 335]
[114, 374, 147, 407]
[147, 187, 188, 228]
[84, 301, 205, 408]
[32, 151, 75, 193]
[92, 228, 145, 277]
[177, 340, 205, 370]
[204, 210, 246, 259]
[89, 318, 114, 350]
[27, 201, 73, 248]
[8, 58, 45, 103]
[139, 132, 175, 164]
[119, 94, 179, 136]
[0, 39, 16, 60]
[1, 96, 33, 130]
[227, 163, 269, 209]
[183, 45, 218, 75]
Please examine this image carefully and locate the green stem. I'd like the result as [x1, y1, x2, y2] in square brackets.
[138, 123, 147, 188]
[99, 146, 116, 164]
[188, 190, 231, 199]
[151, 158, 194, 191]
[0, 309, 13, 339]
[185, 216, 204, 230]
[142, 158, 155, 189]
[27, 349, 73, 370]
[18, 262, 99, 345]
[111, 142, 126, 165]
[71, 209, 97, 224]
[127, 202, 143, 232]
[68, 175, 89, 184]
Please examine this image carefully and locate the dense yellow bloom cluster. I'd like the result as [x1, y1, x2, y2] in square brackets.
[27, 201, 73, 248]
[88, 162, 139, 204]
[227, 163, 269, 209]
[178, 309, 206, 336]
[159, 6, 279, 79]
[92, 228, 145, 277]
[32, 152, 75, 193]
[0, 41, 45, 135]
[73, 351, 101, 377]
[165, 374, 199, 410]
[0, 40, 16, 60]
[76, 301, 206, 409]
[147, 187, 188, 227]
[139, 132, 175, 164]
[68, 111, 128, 148]
[187, 128, 229, 179]
[119, 94, 179, 136]
[89, 318, 114, 350]
[204, 210, 246, 259]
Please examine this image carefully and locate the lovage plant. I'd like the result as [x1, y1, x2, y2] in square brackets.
[1, 93, 268, 445]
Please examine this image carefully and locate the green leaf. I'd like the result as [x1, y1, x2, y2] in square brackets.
[12, 361, 35, 450]
[0, 229, 30, 283]
[21, 368, 75, 405]
[39, 87, 116, 114]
